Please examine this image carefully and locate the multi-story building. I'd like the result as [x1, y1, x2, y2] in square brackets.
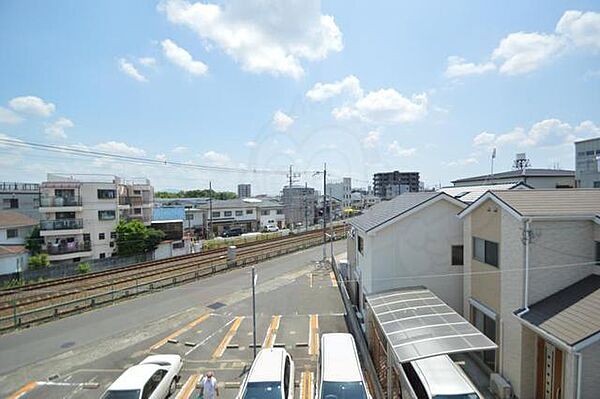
[237, 183, 251, 199]
[451, 168, 575, 188]
[373, 171, 419, 199]
[0, 182, 40, 220]
[575, 137, 600, 188]
[458, 189, 600, 398]
[0, 211, 37, 275]
[281, 185, 316, 227]
[39, 174, 153, 263]
[328, 178, 352, 208]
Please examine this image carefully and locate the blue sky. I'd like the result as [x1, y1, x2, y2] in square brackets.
[1, 0, 599, 193]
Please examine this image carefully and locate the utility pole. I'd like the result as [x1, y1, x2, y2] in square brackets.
[322, 163, 327, 262]
[208, 181, 213, 239]
[329, 186, 334, 262]
[304, 182, 308, 233]
[251, 266, 257, 359]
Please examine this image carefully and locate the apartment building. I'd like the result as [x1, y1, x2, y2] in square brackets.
[458, 189, 600, 399]
[237, 183, 251, 198]
[452, 168, 575, 188]
[328, 177, 352, 208]
[281, 185, 316, 227]
[373, 171, 419, 199]
[575, 137, 600, 188]
[0, 211, 37, 274]
[39, 174, 153, 263]
[0, 182, 40, 220]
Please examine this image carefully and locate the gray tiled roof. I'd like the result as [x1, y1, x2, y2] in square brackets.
[452, 168, 574, 183]
[350, 192, 440, 232]
[520, 275, 600, 346]
[492, 189, 600, 217]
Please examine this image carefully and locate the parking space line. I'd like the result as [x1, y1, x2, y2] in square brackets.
[176, 374, 201, 399]
[151, 313, 211, 351]
[212, 316, 244, 358]
[300, 372, 314, 399]
[330, 271, 338, 287]
[8, 381, 38, 399]
[308, 314, 319, 356]
[262, 315, 282, 349]
[309, 273, 313, 288]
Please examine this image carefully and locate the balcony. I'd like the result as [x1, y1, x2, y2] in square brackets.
[40, 219, 84, 237]
[46, 241, 91, 255]
[40, 196, 82, 207]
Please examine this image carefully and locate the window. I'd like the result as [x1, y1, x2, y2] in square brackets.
[235, 210, 243, 216]
[358, 236, 364, 255]
[246, 209, 253, 215]
[224, 211, 232, 217]
[56, 211, 76, 219]
[133, 190, 141, 195]
[141, 370, 167, 399]
[596, 241, 600, 266]
[99, 253, 106, 259]
[133, 207, 141, 214]
[471, 305, 497, 370]
[3, 198, 18, 209]
[98, 210, 116, 220]
[451, 245, 464, 265]
[99, 233, 105, 240]
[185, 213, 194, 220]
[283, 356, 291, 398]
[7, 229, 18, 239]
[586, 150, 595, 155]
[261, 210, 269, 215]
[173, 241, 184, 249]
[110, 231, 117, 239]
[277, 209, 283, 214]
[212, 211, 220, 218]
[110, 241, 115, 248]
[473, 237, 499, 267]
[97, 189, 116, 199]
[594, 181, 600, 188]
[577, 151, 585, 156]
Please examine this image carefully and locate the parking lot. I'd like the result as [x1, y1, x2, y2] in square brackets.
[15, 256, 347, 399]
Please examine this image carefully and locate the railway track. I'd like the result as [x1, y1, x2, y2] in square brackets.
[0, 226, 345, 331]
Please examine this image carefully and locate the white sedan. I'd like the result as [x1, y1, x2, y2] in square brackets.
[101, 354, 182, 399]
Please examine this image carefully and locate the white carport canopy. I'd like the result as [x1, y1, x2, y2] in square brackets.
[367, 287, 497, 363]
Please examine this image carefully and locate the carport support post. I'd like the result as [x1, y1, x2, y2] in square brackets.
[387, 342, 393, 399]
[252, 266, 257, 359]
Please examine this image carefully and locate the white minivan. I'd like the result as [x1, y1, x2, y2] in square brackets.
[318, 333, 371, 399]
[408, 355, 482, 399]
[237, 348, 294, 399]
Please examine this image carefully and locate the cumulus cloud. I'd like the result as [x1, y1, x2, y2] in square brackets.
[139, 57, 157, 67]
[444, 157, 479, 167]
[118, 58, 147, 82]
[202, 150, 231, 166]
[0, 107, 23, 124]
[334, 89, 428, 124]
[272, 110, 294, 132]
[158, 0, 343, 79]
[44, 117, 74, 139]
[306, 75, 363, 101]
[444, 56, 496, 78]
[473, 118, 600, 150]
[171, 146, 189, 153]
[9, 96, 55, 117]
[95, 141, 146, 156]
[361, 130, 380, 149]
[448, 10, 600, 77]
[161, 39, 208, 76]
[387, 141, 416, 157]
[245, 140, 258, 148]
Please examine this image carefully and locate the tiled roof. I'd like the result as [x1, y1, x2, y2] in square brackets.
[491, 189, 600, 217]
[0, 245, 27, 256]
[0, 211, 37, 228]
[452, 168, 574, 184]
[349, 192, 440, 232]
[519, 275, 600, 346]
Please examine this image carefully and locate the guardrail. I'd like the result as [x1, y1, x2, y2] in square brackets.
[0, 234, 339, 332]
[40, 218, 83, 231]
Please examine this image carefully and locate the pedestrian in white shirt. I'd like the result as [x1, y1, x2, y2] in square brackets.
[197, 371, 219, 399]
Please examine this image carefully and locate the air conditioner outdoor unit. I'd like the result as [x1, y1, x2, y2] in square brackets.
[489, 373, 512, 399]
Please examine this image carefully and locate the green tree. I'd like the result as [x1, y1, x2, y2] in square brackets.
[155, 189, 237, 200]
[78, 262, 91, 274]
[115, 220, 165, 256]
[28, 253, 50, 269]
[25, 226, 42, 255]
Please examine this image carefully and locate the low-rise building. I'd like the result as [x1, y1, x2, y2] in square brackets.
[328, 178, 352, 208]
[451, 168, 575, 188]
[458, 189, 600, 398]
[0, 182, 40, 220]
[575, 137, 600, 188]
[281, 185, 317, 228]
[0, 211, 37, 275]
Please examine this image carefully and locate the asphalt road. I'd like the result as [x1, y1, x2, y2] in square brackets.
[1, 240, 348, 399]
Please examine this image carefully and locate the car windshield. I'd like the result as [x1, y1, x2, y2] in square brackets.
[434, 395, 479, 399]
[242, 382, 282, 399]
[100, 390, 141, 399]
[321, 381, 368, 399]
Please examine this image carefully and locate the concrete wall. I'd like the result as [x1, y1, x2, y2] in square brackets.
[361, 199, 465, 312]
[81, 182, 119, 259]
[0, 252, 28, 275]
[0, 226, 32, 245]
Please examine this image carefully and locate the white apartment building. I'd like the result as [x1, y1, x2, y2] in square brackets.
[575, 137, 600, 188]
[328, 177, 352, 208]
[39, 174, 153, 263]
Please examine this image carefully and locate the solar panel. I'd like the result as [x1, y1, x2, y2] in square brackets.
[367, 287, 497, 363]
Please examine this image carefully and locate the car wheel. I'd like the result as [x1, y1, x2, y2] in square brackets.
[168, 378, 177, 397]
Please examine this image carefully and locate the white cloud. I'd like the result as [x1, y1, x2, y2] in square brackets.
[444, 56, 496, 78]
[171, 146, 189, 153]
[361, 130, 380, 149]
[202, 150, 231, 166]
[445, 157, 479, 167]
[387, 141, 416, 157]
[139, 57, 157, 67]
[282, 148, 295, 156]
[0, 106, 23, 124]
[158, 0, 342, 79]
[473, 118, 600, 149]
[155, 153, 167, 162]
[95, 141, 146, 156]
[44, 117, 74, 139]
[161, 39, 208, 76]
[306, 75, 363, 101]
[334, 89, 428, 124]
[556, 10, 600, 50]
[118, 58, 148, 82]
[245, 140, 257, 148]
[272, 110, 294, 132]
[492, 32, 565, 75]
[9, 96, 55, 117]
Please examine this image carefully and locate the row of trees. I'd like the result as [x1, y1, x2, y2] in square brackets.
[155, 189, 237, 200]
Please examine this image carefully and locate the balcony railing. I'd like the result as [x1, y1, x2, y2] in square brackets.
[46, 241, 91, 255]
[0, 182, 39, 192]
[40, 218, 84, 231]
[40, 196, 82, 207]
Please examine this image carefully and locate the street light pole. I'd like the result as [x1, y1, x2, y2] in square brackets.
[322, 163, 327, 262]
[251, 266, 257, 359]
[208, 180, 213, 239]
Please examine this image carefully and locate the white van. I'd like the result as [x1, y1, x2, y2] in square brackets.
[318, 333, 370, 399]
[409, 355, 482, 399]
[237, 348, 294, 399]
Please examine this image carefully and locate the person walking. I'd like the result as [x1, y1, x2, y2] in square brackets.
[197, 371, 219, 399]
